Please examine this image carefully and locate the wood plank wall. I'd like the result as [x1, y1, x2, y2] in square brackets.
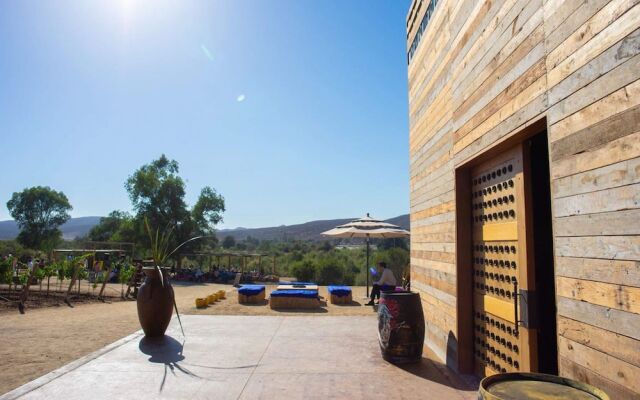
[407, 0, 640, 397]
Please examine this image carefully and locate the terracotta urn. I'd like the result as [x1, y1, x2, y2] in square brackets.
[137, 267, 174, 337]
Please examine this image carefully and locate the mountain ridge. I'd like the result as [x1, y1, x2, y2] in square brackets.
[216, 214, 409, 242]
[0, 216, 102, 240]
[0, 214, 409, 242]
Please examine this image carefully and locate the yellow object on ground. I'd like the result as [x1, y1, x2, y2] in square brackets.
[195, 298, 208, 308]
[217, 290, 226, 299]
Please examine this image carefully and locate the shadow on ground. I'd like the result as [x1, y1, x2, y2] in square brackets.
[272, 307, 329, 314]
[332, 300, 364, 307]
[138, 335, 257, 391]
[139, 336, 201, 392]
[396, 358, 478, 392]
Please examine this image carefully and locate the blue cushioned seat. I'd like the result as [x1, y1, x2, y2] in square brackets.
[238, 284, 265, 296]
[270, 289, 318, 299]
[328, 285, 352, 297]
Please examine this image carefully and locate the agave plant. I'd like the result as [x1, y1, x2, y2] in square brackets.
[144, 217, 208, 267]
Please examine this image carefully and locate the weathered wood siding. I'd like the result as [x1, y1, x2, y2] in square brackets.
[407, 0, 640, 396]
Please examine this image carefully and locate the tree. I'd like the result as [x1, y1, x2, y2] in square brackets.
[124, 155, 225, 262]
[88, 210, 136, 242]
[192, 187, 225, 234]
[316, 258, 343, 285]
[244, 236, 259, 251]
[290, 260, 316, 282]
[7, 186, 72, 250]
[222, 235, 236, 249]
[374, 247, 409, 283]
[319, 240, 333, 252]
[377, 237, 409, 250]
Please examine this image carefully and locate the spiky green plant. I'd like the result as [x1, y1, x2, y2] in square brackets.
[144, 217, 208, 266]
[143, 218, 216, 337]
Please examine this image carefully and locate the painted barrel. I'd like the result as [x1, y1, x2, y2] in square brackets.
[377, 291, 425, 363]
[479, 373, 609, 400]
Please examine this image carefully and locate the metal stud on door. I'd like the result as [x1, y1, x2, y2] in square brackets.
[470, 144, 537, 376]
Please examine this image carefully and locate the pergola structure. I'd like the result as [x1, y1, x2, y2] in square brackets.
[180, 251, 277, 274]
[53, 241, 135, 259]
[52, 244, 133, 300]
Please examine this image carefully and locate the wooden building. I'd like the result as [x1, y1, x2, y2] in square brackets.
[406, 0, 640, 397]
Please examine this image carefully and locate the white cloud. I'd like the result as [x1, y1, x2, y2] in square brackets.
[236, 94, 246, 102]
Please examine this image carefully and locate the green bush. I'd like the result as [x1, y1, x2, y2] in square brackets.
[0, 257, 13, 285]
[290, 260, 316, 282]
[316, 261, 343, 285]
[373, 247, 409, 283]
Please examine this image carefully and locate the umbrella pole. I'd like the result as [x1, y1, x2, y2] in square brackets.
[366, 235, 370, 297]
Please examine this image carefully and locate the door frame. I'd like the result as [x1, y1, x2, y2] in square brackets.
[455, 118, 548, 374]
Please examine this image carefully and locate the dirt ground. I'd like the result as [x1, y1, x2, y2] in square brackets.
[0, 283, 375, 395]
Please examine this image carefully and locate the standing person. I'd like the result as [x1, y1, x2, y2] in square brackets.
[366, 262, 397, 306]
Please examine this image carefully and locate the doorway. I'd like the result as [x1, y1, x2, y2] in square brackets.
[528, 130, 557, 375]
[456, 123, 556, 376]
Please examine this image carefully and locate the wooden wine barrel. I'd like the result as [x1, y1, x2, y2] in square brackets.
[377, 291, 425, 363]
[479, 372, 609, 400]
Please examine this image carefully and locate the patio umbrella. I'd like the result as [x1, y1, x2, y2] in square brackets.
[321, 213, 410, 296]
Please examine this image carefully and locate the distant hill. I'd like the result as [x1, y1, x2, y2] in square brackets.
[0, 216, 101, 240]
[0, 214, 410, 242]
[217, 214, 409, 242]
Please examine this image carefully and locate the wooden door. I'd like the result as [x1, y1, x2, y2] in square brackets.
[470, 144, 537, 376]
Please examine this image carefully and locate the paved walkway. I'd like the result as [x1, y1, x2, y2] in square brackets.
[2, 316, 478, 399]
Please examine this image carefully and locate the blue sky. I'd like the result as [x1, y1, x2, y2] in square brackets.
[0, 1, 411, 229]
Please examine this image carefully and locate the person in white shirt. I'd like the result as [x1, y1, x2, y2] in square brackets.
[366, 261, 397, 306]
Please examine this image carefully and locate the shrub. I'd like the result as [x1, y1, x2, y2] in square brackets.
[290, 260, 316, 282]
[316, 260, 343, 285]
[0, 257, 13, 285]
[374, 247, 409, 283]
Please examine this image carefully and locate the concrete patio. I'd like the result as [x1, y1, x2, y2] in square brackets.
[1, 315, 478, 399]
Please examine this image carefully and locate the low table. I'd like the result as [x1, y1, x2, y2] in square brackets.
[238, 285, 266, 304]
[269, 289, 320, 309]
[276, 284, 319, 291]
[328, 285, 352, 304]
